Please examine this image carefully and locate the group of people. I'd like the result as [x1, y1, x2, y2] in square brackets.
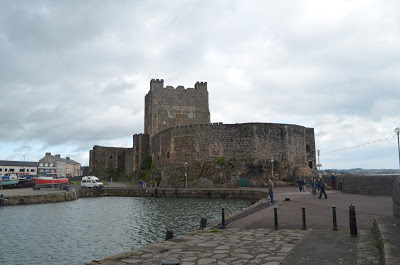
[267, 174, 335, 203]
[297, 174, 334, 199]
[139, 179, 146, 189]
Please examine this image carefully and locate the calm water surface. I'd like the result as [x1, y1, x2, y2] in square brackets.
[0, 197, 253, 265]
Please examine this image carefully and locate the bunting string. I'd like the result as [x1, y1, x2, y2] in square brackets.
[321, 134, 397, 155]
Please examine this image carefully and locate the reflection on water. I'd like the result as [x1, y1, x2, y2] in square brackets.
[0, 197, 253, 265]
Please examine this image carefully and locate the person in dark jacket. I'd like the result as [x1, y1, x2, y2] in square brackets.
[297, 176, 303, 192]
[268, 178, 274, 204]
[318, 175, 327, 199]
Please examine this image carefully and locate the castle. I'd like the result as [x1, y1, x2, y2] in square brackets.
[89, 79, 316, 187]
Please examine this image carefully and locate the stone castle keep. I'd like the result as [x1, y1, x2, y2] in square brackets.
[90, 79, 317, 187]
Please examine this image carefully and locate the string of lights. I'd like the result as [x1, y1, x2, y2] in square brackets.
[321, 134, 397, 155]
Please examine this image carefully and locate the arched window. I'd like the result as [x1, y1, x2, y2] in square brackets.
[169, 109, 174, 118]
[306, 144, 311, 152]
[308, 161, 313, 169]
[166, 152, 170, 159]
[108, 155, 113, 160]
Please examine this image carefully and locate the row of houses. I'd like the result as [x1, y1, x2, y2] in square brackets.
[0, 152, 82, 178]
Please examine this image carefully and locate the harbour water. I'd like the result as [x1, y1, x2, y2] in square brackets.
[0, 196, 253, 265]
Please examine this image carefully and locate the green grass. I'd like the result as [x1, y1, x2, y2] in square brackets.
[70, 181, 81, 185]
[208, 229, 220, 233]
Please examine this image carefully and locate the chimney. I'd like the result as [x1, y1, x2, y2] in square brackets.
[45, 152, 51, 156]
[66, 157, 70, 160]
[55, 154, 61, 158]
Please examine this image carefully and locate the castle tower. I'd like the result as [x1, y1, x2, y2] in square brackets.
[144, 79, 210, 138]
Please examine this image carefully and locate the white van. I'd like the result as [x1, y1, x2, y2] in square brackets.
[81, 176, 103, 189]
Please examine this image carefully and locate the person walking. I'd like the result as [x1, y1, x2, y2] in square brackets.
[268, 178, 274, 204]
[317, 177, 321, 192]
[297, 176, 303, 192]
[330, 173, 336, 189]
[302, 178, 307, 192]
[318, 175, 328, 199]
[311, 178, 317, 196]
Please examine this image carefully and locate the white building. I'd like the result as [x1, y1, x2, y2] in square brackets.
[0, 160, 39, 176]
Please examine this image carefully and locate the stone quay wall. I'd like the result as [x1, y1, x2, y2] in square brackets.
[0, 190, 77, 206]
[393, 176, 400, 217]
[331, 174, 398, 196]
[79, 188, 267, 201]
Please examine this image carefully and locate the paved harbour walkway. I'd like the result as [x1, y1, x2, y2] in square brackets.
[86, 187, 391, 265]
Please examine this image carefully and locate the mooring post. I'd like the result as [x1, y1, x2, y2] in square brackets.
[200, 218, 207, 229]
[165, 230, 174, 241]
[349, 204, 357, 236]
[161, 258, 180, 265]
[332, 205, 338, 231]
[221, 208, 225, 229]
[302, 206, 306, 230]
[274, 207, 278, 230]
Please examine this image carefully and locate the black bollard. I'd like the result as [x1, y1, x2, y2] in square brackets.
[165, 230, 174, 241]
[200, 218, 207, 229]
[302, 206, 306, 230]
[221, 208, 225, 229]
[154, 188, 158, 197]
[332, 205, 338, 231]
[274, 207, 278, 230]
[161, 258, 180, 265]
[349, 204, 357, 236]
[174, 189, 178, 198]
[0, 194, 3, 206]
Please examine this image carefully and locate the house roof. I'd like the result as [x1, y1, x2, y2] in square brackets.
[0, 160, 40, 167]
[40, 155, 80, 165]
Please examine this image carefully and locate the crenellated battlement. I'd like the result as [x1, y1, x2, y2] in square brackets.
[150, 78, 164, 91]
[195, 81, 207, 90]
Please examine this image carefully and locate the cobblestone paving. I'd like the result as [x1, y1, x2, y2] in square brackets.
[88, 228, 383, 265]
[88, 228, 309, 265]
[356, 230, 382, 265]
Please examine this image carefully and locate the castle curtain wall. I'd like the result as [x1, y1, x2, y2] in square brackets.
[151, 123, 315, 169]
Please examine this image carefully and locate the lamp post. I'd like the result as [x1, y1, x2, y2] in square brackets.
[22, 155, 25, 176]
[317, 150, 321, 172]
[270, 157, 274, 179]
[185, 162, 188, 188]
[395, 127, 400, 170]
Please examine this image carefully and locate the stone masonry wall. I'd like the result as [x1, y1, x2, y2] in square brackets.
[340, 174, 398, 195]
[89, 145, 131, 176]
[151, 122, 315, 169]
[1, 191, 77, 206]
[132, 133, 150, 170]
[393, 176, 400, 217]
[144, 79, 210, 138]
[79, 188, 267, 201]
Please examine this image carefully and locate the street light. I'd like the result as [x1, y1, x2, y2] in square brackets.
[185, 162, 188, 188]
[270, 157, 274, 179]
[317, 150, 321, 172]
[395, 127, 400, 170]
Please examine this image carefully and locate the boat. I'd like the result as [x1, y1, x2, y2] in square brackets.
[33, 173, 69, 190]
[0, 174, 19, 189]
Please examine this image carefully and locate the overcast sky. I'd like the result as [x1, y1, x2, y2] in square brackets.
[1, 0, 399, 169]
